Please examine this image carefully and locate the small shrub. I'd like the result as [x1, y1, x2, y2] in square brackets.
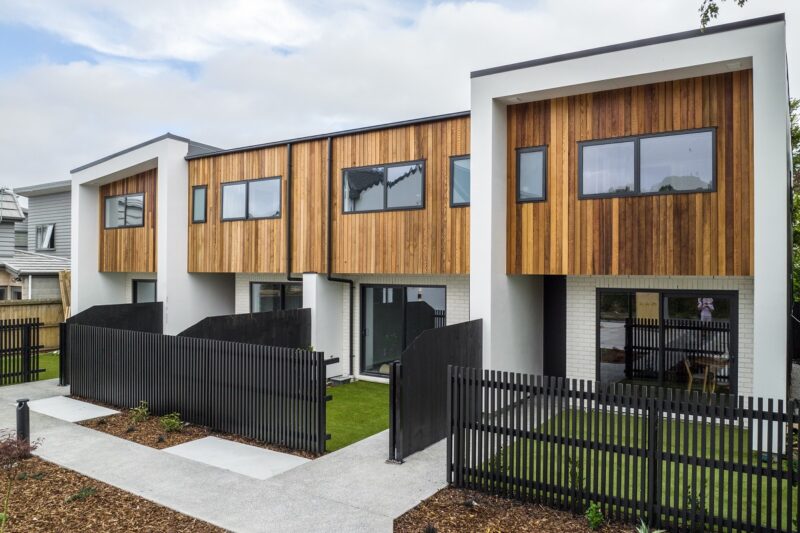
[636, 518, 666, 533]
[65, 486, 97, 503]
[585, 502, 603, 531]
[160, 412, 183, 433]
[130, 400, 150, 423]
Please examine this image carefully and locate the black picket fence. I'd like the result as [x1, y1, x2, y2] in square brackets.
[388, 319, 482, 462]
[625, 318, 735, 391]
[0, 318, 43, 385]
[448, 367, 800, 533]
[68, 324, 333, 454]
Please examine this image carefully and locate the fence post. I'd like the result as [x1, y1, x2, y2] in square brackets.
[58, 322, 68, 386]
[624, 318, 632, 379]
[388, 361, 403, 463]
[646, 390, 662, 526]
[21, 324, 31, 383]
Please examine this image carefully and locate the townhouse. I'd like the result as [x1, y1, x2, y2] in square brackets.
[69, 15, 792, 398]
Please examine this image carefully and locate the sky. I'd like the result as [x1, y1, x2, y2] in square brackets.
[0, 0, 797, 189]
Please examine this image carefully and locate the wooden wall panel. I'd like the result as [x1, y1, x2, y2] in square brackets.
[291, 139, 327, 273]
[99, 169, 157, 273]
[508, 70, 753, 276]
[331, 116, 470, 274]
[188, 146, 287, 273]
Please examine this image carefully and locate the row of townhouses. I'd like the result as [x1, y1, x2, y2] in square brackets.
[67, 16, 793, 400]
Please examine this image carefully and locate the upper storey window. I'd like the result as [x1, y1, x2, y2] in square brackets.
[105, 193, 144, 228]
[579, 128, 715, 198]
[192, 185, 207, 223]
[221, 177, 281, 221]
[516, 147, 546, 202]
[450, 156, 470, 207]
[343, 161, 424, 213]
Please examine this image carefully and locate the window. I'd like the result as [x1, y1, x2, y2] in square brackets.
[132, 279, 157, 303]
[250, 282, 303, 313]
[579, 128, 715, 198]
[343, 161, 424, 213]
[104, 193, 145, 228]
[361, 285, 446, 376]
[10, 288, 21, 300]
[0, 288, 6, 300]
[516, 147, 546, 202]
[450, 156, 470, 207]
[221, 177, 281, 221]
[192, 186, 207, 223]
[36, 224, 55, 250]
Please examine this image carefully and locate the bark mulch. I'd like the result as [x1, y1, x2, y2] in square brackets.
[2, 456, 223, 532]
[72, 396, 317, 459]
[394, 487, 633, 533]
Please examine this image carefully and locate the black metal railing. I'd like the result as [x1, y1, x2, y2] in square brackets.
[67, 323, 333, 454]
[448, 367, 800, 532]
[388, 319, 481, 462]
[0, 318, 43, 385]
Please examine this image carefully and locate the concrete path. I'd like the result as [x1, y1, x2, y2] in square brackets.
[0, 380, 446, 532]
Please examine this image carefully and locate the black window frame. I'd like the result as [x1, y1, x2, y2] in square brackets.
[248, 281, 303, 313]
[103, 192, 146, 229]
[35, 223, 56, 251]
[342, 159, 426, 214]
[221, 176, 282, 222]
[359, 283, 447, 378]
[516, 146, 548, 203]
[578, 127, 717, 199]
[449, 155, 470, 208]
[192, 185, 207, 224]
[132, 279, 157, 304]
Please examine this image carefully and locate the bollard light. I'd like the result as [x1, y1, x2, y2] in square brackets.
[16, 398, 30, 442]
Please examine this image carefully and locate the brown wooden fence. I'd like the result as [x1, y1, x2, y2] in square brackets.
[448, 367, 800, 532]
[0, 299, 62, 350]
[67, 323, 333, 454]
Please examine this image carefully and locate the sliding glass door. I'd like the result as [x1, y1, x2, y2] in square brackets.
[361, 285, 446, 376]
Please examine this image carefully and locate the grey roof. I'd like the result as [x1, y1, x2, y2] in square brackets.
[14, 179, 71, 197]
[2, 250, 70, 276]
[0, 189, 25, 222]
[471, 13, 785, 78]
[70, 133, 222, 174]
[184, 110, 471, 161]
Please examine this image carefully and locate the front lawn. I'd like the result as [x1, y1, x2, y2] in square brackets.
[0, 351, 59, 385]
[326, 380, 389, 452]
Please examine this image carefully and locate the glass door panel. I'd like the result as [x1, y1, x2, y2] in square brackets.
[363, 287, 404, 375]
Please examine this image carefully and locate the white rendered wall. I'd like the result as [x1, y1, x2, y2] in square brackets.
[304, 274, 344, 377]
[470, 20, 790, 400]
[565, 276, 754, 396]
[234, 273, 297, 313]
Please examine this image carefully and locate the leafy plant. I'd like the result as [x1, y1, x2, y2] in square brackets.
[685, 479, 708, 533]
[698, 0, 748, 29]
[65, 486, 97, 503]
[130, 400, 150, 423]
[636, 518, 666, 533]
[585, 502, 603, 531]
[160, 412, 183, 433]
[0, 431, 40, 533]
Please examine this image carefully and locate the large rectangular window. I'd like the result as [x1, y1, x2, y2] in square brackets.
[222, 177, 281, 221]
[35, 224, 55, 250]
[579, 128, 715, 198]
[104, 193, 145, 228]
[361, 285, 446, 376]
[249, 282, 303, 313]
[343, 161, 424, 213]
[516, 147, 547, 202]
[132, 279, 157, 303]
[450, 156, 470, 207]
[192, 186, 207, 223]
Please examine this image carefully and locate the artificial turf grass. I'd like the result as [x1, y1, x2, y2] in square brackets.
[326, 380, 389, 452]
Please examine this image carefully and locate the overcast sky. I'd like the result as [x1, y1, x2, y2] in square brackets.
[0, 0, 796, 189]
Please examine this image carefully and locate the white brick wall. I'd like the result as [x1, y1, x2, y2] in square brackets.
[234, 273, 297, 314]
[341, 274, 470, 378]
[566, 276, 754, 397]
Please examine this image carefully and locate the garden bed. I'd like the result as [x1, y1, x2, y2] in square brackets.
[73, 396, 317, 459]
[394, 487, 630, 533]
[3, 456, 222, 532]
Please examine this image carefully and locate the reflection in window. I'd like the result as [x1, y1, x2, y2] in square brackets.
[222, 178, 281, 221]
[517, 148, 546, 201]
[133, 279, 156, 303]
[640, 131, 714, 193]
[105, 193, 145, 228]
[450, 156, 470, 206]
[192, 186, 207, 223]
[580, 141, 635, 196]
[250, 282, 303, 313]
[343, 161, 425, 213]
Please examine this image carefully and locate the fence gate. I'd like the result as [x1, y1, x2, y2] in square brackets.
[0, 318, 43, 385]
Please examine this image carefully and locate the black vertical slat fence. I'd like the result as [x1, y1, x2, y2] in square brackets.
[448, 366, 800, 533]
[388, 319, 482, 462]
[68, 324, 331, 454]
[0, 318, 43, 385]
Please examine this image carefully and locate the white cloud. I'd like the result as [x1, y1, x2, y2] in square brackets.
[0, 0, 796, 188]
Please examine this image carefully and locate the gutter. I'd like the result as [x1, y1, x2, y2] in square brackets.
[324, 136, 355, 377]
[285, 142, 302, 284]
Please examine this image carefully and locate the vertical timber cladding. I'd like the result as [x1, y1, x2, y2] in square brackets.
[507, 70, 754, 276]
[187, 140, 328, 274]
[99, 168, 157, 272]
[331, 116, 471, 274]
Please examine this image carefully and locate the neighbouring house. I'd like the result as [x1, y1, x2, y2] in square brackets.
[15, 179, 72, 258]
[68, 15, 793, 399]
[15, 207, 27, 250]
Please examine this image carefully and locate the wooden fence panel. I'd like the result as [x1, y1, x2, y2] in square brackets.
[68, 324, 329, 454]
[0, 299, 62, 350]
